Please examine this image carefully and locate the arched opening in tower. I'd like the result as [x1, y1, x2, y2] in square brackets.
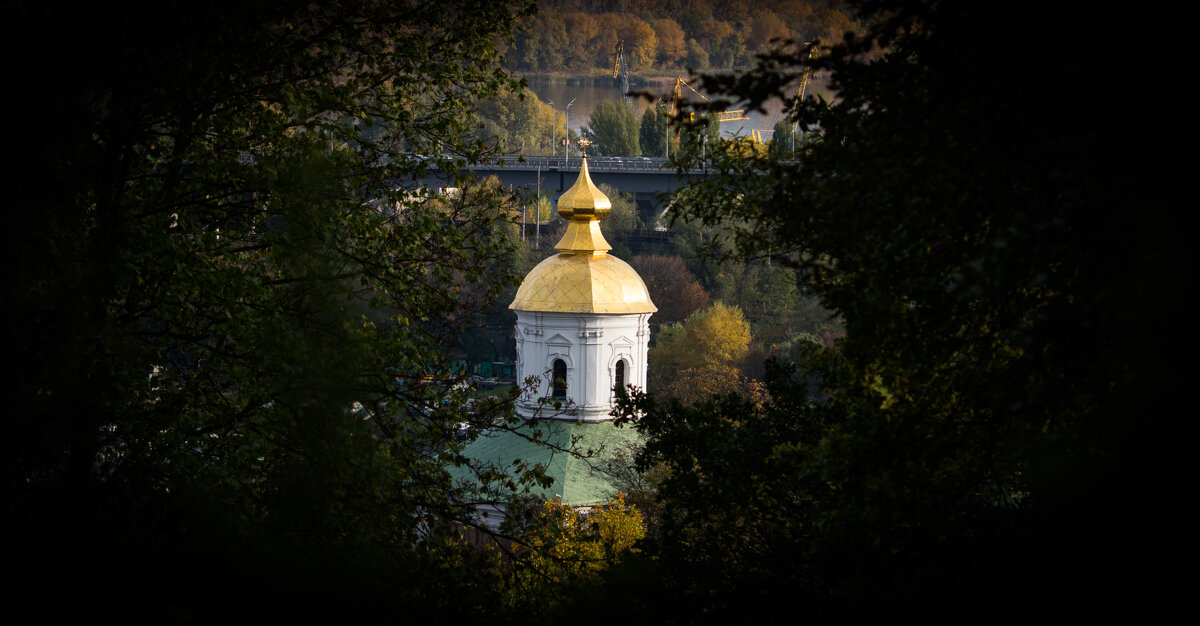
[552, 359, 567, 399]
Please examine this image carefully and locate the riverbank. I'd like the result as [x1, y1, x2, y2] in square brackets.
[520, 73, 789, 135]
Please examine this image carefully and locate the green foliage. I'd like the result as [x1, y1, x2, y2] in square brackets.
[768, 117, 803, 158]
[512, 13, 570, 72]
[598, 183, 642, 236]
[685, 38, 710, 70]
[452, 178, 541, 367]
[676, 112, 720, 162]
[667, 215, 836, 350]
[612, 363, 830, 617]
[476, 84, 562, 155]
[638, 103, 669, 158]
[583, 98, 640, 157]
[711, 32, 747, 69]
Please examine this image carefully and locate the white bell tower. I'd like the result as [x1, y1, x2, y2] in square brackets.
[509, 153, 656, 422]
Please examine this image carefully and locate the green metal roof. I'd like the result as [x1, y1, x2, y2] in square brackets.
[454, 419, 643, 507]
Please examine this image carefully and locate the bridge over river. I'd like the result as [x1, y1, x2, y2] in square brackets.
[418, 154, 708, 215]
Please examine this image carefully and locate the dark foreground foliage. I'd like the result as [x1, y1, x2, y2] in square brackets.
[0, 0, 562, 620]
[611, 0, 1190, 622]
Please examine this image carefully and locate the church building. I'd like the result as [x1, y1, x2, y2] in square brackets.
[510, 153, 656, 422]
[457, 150, 656, 511]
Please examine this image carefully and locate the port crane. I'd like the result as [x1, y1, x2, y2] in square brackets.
[784, 41, 821, 149]
[747, 41, 820, 146]
[669, 76, 750, 124]
[613, 41, 631, 107]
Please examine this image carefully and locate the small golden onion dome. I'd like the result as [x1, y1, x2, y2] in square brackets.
[510, 155, 656, 314]
[557, 156, 611, 221]
[553, 156, 612, 253]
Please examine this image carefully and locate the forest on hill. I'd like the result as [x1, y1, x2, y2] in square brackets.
[505, 0, 858, 73]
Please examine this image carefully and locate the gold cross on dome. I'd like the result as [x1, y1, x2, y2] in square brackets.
[577, 137, 592, 156]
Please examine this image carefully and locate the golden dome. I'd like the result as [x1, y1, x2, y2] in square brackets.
[553, 156, 612, 253]
[557, 156, 611, 221]
[510, 253, 656, 314]
[510, 155, 656, 314]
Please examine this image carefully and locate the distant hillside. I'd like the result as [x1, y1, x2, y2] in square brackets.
[506, 0, 859, 74]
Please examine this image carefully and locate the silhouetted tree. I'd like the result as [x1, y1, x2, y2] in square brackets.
[614, 0, 1187, 620]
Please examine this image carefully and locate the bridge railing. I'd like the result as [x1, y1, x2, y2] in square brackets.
[483, 155, 674, 172]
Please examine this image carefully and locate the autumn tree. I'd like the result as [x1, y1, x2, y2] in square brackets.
[561, 11, 600, 69]
[532, 194, 555, 224]
[431, 491, 646, 621]
[589, 13, 624, 67]
[517, 2, 850, 74]
[619, 16, 658, 71]
[810, 6, 858, 43]
[777, 1, 815, 27]
[648, 301, 752, 401]
[658, 364, 768, 408]
[747, 9, 789, 50]
[628, 254, 711, 331]
[510, 494, 645, 586]
[652, 18, 687, 68]
[695, 17, 735, 53]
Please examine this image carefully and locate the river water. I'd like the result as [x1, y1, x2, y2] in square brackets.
[524, 75, 808, 138]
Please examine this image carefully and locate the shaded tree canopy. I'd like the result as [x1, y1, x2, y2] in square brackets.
[638, 102, 669, 158]
[0, 0, 571, 619]
[685, 38, 710, 70]
[616, 0, 1188, 621]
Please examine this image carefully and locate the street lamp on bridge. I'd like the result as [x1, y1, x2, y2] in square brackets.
[564, 98, 575, 167]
